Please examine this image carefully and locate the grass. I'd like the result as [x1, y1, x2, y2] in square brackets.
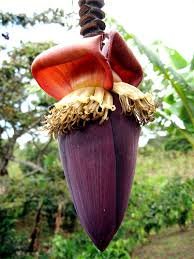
[131, 148, 194, 258]
[135, 147, 194, 185]
[133, 226, 194, 259]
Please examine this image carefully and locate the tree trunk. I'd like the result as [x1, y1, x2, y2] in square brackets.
[0, 132, 22, 176]
[28, 201, 43, 252]
[0, 141, 16, 176]
[55, 202, 63, 234]
[0, 157, 9, 176]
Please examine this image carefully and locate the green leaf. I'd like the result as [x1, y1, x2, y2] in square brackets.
[179, 129, 194, 148]
[164, 94, 176, 105]
[190, 55, 194, 71]
[131, 36, 194, 126]
[165, 47, 188, 69]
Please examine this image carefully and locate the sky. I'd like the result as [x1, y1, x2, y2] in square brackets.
[0, 0, 194, 59]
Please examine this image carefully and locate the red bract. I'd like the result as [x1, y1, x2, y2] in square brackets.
[31, 32, 142, 98]
[31, 31, 155, 251]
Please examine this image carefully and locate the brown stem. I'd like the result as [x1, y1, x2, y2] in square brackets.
[28, 201, 43, 252]
[78, 0, 106, 37]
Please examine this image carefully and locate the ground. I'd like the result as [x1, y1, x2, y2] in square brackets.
[132, 226, 194, 259]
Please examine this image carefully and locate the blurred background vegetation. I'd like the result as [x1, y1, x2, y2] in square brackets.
[0, 7, 194, 259]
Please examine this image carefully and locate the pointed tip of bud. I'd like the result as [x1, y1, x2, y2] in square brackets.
[86, 225, 117, 251]
[93, 237, 113, 252]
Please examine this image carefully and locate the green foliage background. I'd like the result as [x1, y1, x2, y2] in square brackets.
[0, 9, 194, 259]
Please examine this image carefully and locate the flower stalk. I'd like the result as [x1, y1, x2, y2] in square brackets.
[79, 0, 106, 37]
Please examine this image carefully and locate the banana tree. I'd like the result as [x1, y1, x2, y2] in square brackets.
[113, 22, 194, 150]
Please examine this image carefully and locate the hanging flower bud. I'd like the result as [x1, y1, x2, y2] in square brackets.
[32, 11, 155, 250]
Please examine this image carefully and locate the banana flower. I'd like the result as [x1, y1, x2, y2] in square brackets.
[31, 31, 155, 251]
